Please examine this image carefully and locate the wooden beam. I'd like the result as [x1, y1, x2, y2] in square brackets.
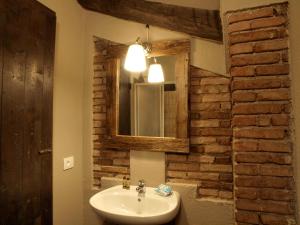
[77, 0, 223, 42]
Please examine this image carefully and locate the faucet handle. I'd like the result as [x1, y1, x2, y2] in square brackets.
[138, 179, 145, 187]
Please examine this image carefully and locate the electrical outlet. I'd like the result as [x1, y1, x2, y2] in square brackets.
[63, 156, 74, 170]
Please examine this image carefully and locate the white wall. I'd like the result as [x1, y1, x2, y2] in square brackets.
[85, 11, 226, 75]
[31, 0, 300, 225]
[82, 6, 228, 225]
[83, 1, 300, 224]
[36, 0, 86, 225]
[82, 12, 227, 198]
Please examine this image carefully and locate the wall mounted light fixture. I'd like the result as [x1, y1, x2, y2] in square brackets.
[124, 25, 164, 83]
[124, 38, 146, 73]
[148, 58, 164, 83]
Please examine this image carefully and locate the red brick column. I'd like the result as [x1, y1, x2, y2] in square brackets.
[226, 3, 296, 224]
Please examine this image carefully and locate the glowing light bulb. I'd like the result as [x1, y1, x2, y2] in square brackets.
[124, 43, 147, 72]
[148, 63, 164, 83]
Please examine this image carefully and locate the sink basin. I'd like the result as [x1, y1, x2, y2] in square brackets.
[89, 185, 180, 225]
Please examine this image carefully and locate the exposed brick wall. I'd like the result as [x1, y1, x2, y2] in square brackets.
[92, 3, 297, 212]
[166, 66, 233, 199]
[93, 39, 130, 187]
[226, 3, 296, 224]
[92, 38, 233, 199]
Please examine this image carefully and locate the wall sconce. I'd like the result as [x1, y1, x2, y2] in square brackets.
[124, 38, 147, 73]
[124, 25, 164, 83]
[148, 58, 164, 83]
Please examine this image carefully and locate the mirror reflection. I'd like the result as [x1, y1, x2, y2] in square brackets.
[118, 55, 177, 138]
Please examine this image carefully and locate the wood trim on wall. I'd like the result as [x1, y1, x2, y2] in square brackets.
[175, 52, 189, 138]
[103, 135, 189, 153]
[104, 39, 190, 153]
[105, 39, 191, 59]
[106, 58, 119, 136]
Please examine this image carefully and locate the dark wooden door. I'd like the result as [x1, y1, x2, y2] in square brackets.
[0, 0, 56, 224]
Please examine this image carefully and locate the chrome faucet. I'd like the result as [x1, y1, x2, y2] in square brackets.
[136, 179, 146, 197]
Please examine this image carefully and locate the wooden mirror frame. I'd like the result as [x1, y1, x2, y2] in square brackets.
[103, 39, 190, 153]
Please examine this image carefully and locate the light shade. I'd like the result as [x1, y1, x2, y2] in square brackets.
[148, 63, 164, 83]
[124, 43, 147, 72]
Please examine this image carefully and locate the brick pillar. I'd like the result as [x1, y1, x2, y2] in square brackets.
[226, 3, 296, 225]
[93, 38, 130, 188]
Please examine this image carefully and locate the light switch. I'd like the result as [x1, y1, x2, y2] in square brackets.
[63, 156, 74, 170]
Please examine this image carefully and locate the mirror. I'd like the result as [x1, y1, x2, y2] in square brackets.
[104, 39, 190, 153]
[118, 55, 177, 138]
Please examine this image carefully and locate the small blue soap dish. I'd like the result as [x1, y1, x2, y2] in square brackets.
[154, 184, 173, 197]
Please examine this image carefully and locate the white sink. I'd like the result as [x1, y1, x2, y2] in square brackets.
[89, 185, 180, 225]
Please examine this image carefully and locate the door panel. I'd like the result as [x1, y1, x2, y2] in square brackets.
[0, 1, 5, 220]
[40, 9, 56, 225]
[0, 0, 55, 225]
[1, 6, 27, 223]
